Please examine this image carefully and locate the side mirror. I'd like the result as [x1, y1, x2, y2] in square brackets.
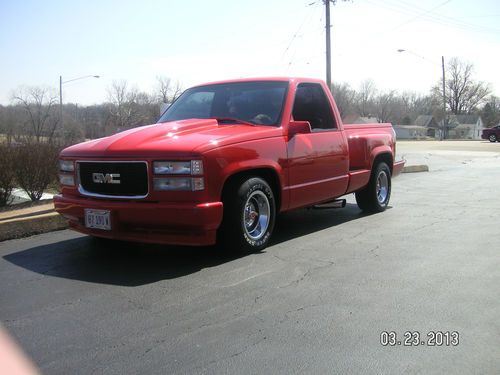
[288, 120, 312, 138]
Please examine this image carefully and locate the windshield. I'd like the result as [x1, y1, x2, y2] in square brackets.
[158, 81, 288, 126]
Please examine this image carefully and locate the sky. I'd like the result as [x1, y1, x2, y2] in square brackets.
[1, 0, 499, 106]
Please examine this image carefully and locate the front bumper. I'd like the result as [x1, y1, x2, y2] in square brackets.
[54, 195, 223, 246]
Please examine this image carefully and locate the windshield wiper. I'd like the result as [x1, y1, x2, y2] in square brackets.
[213, 117, 255, 126]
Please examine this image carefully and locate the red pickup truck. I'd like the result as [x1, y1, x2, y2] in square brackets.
[55, 77, 404, 251]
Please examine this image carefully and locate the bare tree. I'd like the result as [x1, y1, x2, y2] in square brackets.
[400, 92, 434, 121]
[156, 76, 183, 104]
[433, 58, 491, 114]
[354, 80, 377, 117]
[374, 91, 398, 123]
[107, 80, 161, 130]
[331, 82, 356, 119]
[107, 80, 143, 129]
[11, 86, 59, 142]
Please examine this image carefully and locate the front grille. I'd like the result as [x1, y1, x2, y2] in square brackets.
[78, 161, 148, 198]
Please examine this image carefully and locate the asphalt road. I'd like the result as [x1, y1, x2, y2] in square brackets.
[1, 141, 499, 374]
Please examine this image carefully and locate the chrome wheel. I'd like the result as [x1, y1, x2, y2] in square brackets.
[489, 134, 497, 142]
[243, 190, 270, 241]
[376, 171, 389, 204]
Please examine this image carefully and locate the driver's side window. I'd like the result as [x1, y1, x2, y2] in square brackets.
[292, 83, 337, 131]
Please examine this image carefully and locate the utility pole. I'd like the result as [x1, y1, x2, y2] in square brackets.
[325, 0, 332, 90]
[441, 56, 446, 140]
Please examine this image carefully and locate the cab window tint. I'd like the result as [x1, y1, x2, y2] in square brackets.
[292, 83, 337, 131]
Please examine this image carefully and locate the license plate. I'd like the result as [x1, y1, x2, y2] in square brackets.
[84, 209, 111, 230]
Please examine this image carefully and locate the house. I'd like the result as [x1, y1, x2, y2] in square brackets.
[447, 115, 484, 140]
[414, 115, 440, 138]
[393, 125, 427, 139]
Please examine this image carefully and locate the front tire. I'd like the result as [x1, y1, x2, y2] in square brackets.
[489, 134, 497, 142]
[355, 162, 392, 213]
[219, 177, 276, 253]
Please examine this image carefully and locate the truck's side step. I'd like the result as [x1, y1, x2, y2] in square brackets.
[313, 199, 346, 209]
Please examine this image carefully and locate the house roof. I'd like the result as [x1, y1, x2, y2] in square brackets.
[449, 114, 480, 125]
[414, 115, 434, 127]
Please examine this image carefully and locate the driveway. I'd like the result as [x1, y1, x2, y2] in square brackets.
[1, 140, 499, 374]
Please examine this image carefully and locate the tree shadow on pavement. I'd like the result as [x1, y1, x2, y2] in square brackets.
[3, 203, 373, 286]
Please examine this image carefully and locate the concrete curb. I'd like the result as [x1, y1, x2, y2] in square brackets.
[0, 203, 68, 242]
[402, 165, 429, 173]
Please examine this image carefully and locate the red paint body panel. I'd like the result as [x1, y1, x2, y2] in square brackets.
[346, 169, 371, 194]
[55, 77, 404, 246]
[344, 123, 397, 171]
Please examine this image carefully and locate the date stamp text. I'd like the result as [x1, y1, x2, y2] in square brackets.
[380, 331, 459, 346]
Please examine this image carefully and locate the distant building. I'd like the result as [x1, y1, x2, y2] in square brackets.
[393, 125, 427, 140]
[447, 115, 484, 140]
[414, 115, 440, 138]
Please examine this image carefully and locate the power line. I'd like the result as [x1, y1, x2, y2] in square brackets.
[279, 2, 324, 72]
[365, 0, 500, 36]
[280, 2, 319, 63]
[394, 0, 500, 33]
[382, 0, 453, 33]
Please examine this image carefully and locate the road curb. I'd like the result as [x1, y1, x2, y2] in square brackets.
[402, 165, 429, 173]
[0, 205, 68, 242]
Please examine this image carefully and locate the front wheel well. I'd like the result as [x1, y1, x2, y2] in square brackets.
[221, 168, 281, 211]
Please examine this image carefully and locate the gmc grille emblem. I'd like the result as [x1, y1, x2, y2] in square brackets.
[92, 173, 121, 184]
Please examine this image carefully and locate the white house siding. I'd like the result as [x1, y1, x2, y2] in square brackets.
[393, 125, 427, 139]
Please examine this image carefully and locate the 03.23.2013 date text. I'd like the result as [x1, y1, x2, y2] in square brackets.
[380, 331, 459, 346]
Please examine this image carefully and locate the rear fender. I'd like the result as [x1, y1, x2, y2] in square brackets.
[370, 146, 394, 172]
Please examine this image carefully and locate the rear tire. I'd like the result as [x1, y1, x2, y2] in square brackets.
[219, 177, 276, 253]
[355, 162, 392, 213]
[489, 134, 497, 142]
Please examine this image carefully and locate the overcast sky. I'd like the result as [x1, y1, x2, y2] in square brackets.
[1, 0, 499, 105]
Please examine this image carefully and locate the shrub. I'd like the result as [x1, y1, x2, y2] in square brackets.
[0, 143, 15, 206]
[14, 142, 60, 201]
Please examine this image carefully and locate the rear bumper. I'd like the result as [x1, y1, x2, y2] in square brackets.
[54, 195, 223, 246]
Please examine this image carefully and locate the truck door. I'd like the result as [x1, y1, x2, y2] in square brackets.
[287, 82, 349, 209]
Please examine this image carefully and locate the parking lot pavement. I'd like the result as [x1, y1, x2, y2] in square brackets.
[0, 140, 499, 374]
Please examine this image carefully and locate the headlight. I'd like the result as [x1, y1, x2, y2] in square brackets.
[59, 174, 75, 186]
[59, 159, 75, 172]
[153, 177, 204, 191]
[153, 160, 203, 175]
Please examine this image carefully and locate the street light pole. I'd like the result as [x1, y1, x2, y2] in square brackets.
[59, 75, 99, 138]
[441, 56, 446, 140]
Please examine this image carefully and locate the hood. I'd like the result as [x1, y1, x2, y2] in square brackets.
[61, 119, 284, 158]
